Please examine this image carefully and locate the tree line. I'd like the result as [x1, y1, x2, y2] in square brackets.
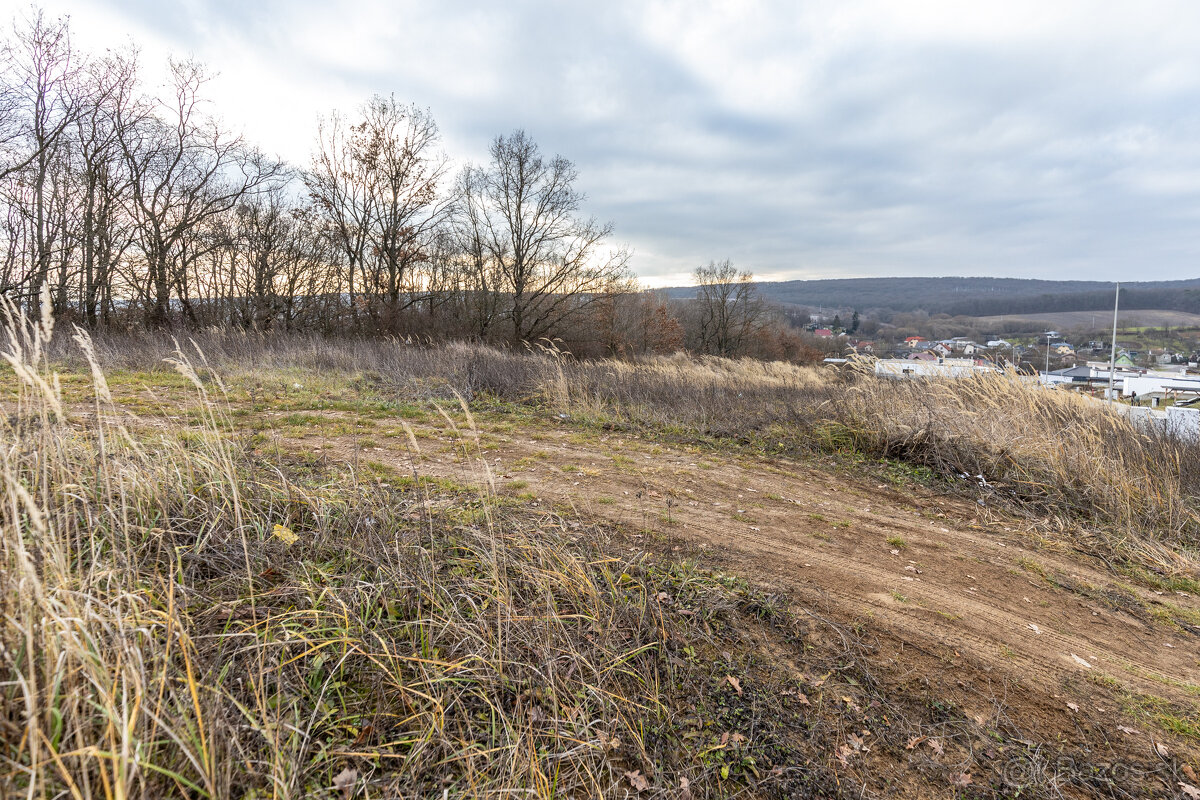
[0, 10, 822, 361]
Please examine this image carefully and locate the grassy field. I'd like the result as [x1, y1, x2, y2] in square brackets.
[4, 306, 1200, 798]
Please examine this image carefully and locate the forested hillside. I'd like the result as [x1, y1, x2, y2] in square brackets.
[669, 276, 1200, 316]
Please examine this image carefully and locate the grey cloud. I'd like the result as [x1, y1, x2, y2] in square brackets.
[34, 0, 1200, 282]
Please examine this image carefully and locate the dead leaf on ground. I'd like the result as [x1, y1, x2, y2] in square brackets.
[926, 738, 945, 756]
[1066, 702, 1079, 712]
[1154, 742, 1170, 759]
[624, 770, 649, 792]
[949, 772, 973, 788]
[1070, 653, 1093, 669]
[1179, 782, 1200, 800]
[333, 767, 357, 799]
[905, 735, 926, 750]
[724, 675, 743, 695]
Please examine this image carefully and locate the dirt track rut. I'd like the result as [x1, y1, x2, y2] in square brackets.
[333, 420, 1200, 723]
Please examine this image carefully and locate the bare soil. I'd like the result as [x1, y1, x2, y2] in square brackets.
[69, 386, 1200, 792]
[294, 414, 1200, 757]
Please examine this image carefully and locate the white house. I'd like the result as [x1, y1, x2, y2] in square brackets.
[875, 358, 996, 379]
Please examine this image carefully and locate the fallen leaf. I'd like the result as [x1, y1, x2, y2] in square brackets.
[1067, 702, 1079, 712]
[1070, 653, 1093, 669]
[680, 776, 693, 800]
[949, 772, 973, 788]
[905, 735, 926, 750]
[1155, 742, 1170, 759]
[332, 767, 357, 798]
[272, 523, 298, 546]
[926, 738, 945, 756]
[624, 770, 649, 792]
[1027, 623, 1041, 634]
[1180, 783, 1200, 800]
[1117, 725, 1139, 736]
[1183, 764, 1198, 781]
[725, 675, 743, 696]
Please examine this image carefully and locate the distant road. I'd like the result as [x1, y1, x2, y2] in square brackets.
[971, 309, 1200, 329]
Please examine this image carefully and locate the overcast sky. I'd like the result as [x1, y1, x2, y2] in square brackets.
[9, 0, 1200, 286]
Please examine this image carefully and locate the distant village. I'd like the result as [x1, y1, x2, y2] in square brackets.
[813, 323, 1200, 437]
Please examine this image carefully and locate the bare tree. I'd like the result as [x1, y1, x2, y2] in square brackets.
[217, 187, 333, 331]
[692, 260, 765, 356]
[305, 96, 449, 331]
[119, 59, 283, 327]
[0, 10, 78, 183]
[73, 48, 138, 325]
[305, 109, 372, 321]
[0, 10, 81, 311]
[360, 97, 449, 323]
[460, 130, 631, 344]
[450, 164, 503, 338]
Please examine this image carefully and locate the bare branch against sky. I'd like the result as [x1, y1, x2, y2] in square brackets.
[7, 0, 1200, 285]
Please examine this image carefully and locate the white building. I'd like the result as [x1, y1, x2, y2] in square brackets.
[874, 358, 996, 379]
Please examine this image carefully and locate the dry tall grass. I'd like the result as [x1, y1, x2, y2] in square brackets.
[41, 328, 1200, 577]
[3, 306, 818, 797]
[8, 317, 1199, 796]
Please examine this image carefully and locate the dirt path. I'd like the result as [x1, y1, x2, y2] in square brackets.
[78, 390, 1199, 757]
[301, 416, 1200, 743]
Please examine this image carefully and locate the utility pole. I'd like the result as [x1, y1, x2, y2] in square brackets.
[1107, 282, 1120, 401]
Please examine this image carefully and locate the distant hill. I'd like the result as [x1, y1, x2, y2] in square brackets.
[971, 309, 1200, 331]
[664, 276, 1200, 317]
